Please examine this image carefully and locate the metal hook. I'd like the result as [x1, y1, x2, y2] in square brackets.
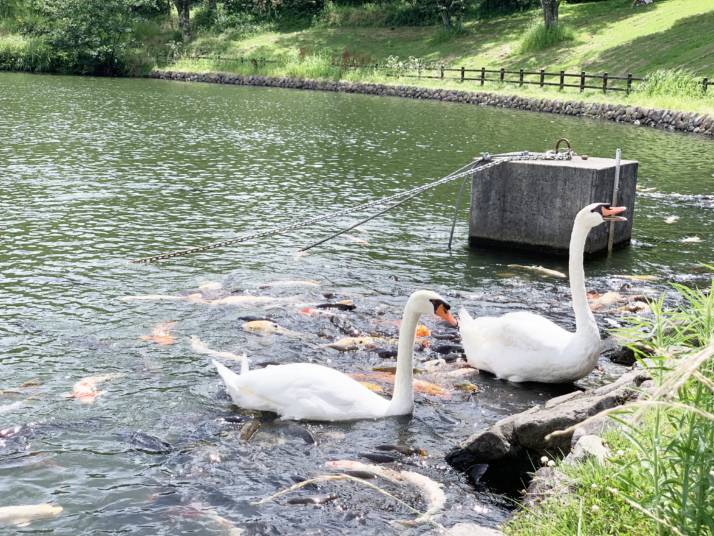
[554, 138, 572, 153]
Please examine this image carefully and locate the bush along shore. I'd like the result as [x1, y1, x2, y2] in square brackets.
[149, 71, 714, 137]
[445, 277, 714, 536]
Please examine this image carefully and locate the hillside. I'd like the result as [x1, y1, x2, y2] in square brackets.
[186, 0, 714, 76]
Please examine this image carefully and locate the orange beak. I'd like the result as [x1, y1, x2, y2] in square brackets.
[435, 304, 459, 327]
[602, 206, 627, 222]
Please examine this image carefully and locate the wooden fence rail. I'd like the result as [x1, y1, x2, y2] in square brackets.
[162, 53, 712, 96]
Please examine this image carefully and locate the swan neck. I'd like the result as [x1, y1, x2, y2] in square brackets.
[569, 220, 597, 336]
[387, 307, 419, 416]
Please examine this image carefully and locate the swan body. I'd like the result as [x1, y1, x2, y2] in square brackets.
[211, 290, 456, 421]
[460, 203, 627, 384]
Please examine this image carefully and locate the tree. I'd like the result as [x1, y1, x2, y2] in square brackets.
[541, 0, 560, 28]
[434, 0, 464, 30]
[173, 0, 191, 40]
[27, 0, 143, 74]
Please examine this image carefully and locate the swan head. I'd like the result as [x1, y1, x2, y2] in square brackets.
[576, 203, 627, 228]
[406, 290, 458, 326]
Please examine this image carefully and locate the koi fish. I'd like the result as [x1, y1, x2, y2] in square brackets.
[328, 336, 388, 351]
[343, 234, 369, 246]
[0, 504, 63, 526]
[191, 336, 246, 363]
[242, 320, 293, 336]
[588, 291, 623, 311]
[621, 274, 658, 282]
[258, 280, 320, 289]
[208, 295, 291, 306]
[140, 321, 177, 345]
[66, 374, 121, 404]
[507, 264, 567, 279]
[348, 371, 449, 398]
[399, 470, 446, 524]
[325, 461, 445, 524]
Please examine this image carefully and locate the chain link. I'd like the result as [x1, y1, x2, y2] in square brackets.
[129, 150, 572, 264]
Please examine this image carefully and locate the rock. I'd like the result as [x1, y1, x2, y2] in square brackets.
[521, 467, 573, 508]
[148, 70, 714, 137]
[445, 523, 504, 536]
[570, 415, 611, 447]
[446, 370, 650, 486]
[566, 434, 608, 465]
[603, 345, 637, 367]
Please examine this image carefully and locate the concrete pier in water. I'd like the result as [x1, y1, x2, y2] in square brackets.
[469, 156, 638, 256]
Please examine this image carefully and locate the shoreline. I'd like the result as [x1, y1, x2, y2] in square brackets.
[149, 70, 714, 138]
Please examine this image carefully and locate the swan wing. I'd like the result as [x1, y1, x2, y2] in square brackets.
[215, 362, 389, 421]
[459, 309, 575, 381]
[460, 310, 570, 353]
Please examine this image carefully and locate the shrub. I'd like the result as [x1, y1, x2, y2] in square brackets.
[0, 33, 53, 71]
[317, 0, 437, 27]
[636, 69, 708, 99]
[519, 21, 575, 53]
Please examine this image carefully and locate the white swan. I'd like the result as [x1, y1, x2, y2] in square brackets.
[211, 290, 457, 421]
[459, 203, 627, 383]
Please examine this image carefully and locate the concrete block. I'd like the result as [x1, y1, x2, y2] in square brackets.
[469, 157, 637, 256]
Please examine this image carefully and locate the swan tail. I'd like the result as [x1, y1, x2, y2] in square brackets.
[212, 359, 242, 391]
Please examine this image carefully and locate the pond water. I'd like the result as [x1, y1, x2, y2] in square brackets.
[1, 71, 712, 534]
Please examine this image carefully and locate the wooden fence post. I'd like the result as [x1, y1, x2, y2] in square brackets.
[559, 70, 565, 90]
[519, 68, 524, 87]
[500, 68, 505, 83]
[602, 72, 608, 93]
[626, 73, 633, 95]
[579, 71, 585, 92]
[703, 77, 709, 94]
[480, 67, 485, 86]
[540, 69, 545, 87]
[460, 66, 465, 82]
[440, 65, 444, 79]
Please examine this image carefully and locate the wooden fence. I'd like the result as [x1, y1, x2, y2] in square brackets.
[167, 54, 713, 95]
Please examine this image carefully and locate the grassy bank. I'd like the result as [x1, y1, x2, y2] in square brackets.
[2, 0, 713, 114]
[160, 0, 714, 115]
[505, 279, 714, 536]
[164, 55, 714, 116]
[182, 0, 714, 75]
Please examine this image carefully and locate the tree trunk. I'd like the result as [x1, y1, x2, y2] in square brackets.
[542, 0, 560, 29]
[174, 0, 191, 41]
[440, 10, 451, 29]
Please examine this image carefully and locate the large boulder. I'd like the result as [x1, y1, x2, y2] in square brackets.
[446, 370, 650, 489]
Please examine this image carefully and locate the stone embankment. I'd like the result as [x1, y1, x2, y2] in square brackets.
[149, 71, 714, 137]
[445, 367, 652, 520]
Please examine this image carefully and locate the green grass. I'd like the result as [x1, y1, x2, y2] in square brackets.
[519, 22, 575, 54]
[150, 0, 714, 115]
[505, 277, 714, 536]
[175, 0, 714, 75]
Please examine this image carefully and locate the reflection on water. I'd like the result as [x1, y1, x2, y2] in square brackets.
[1, 72, 712, 534]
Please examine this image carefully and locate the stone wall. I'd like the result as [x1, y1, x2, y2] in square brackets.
[149, 70, 714, 137]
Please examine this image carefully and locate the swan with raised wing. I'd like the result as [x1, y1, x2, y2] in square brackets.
[210, 290, 457, 421]
[459, 203, 627, 383]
